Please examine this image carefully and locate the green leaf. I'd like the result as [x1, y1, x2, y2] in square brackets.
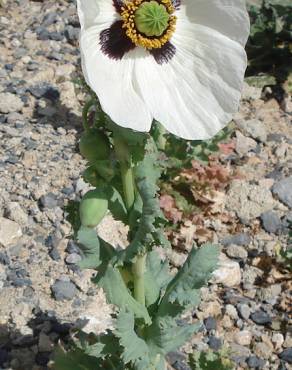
[53, 346, 102, 370]
[106, 186, 128, 224]
[145, 316, 200, 355]
[144, 251, 171, 307]
[84, 342, 104, 357]
[77, 227, 101, 269]
[158, 244, 219, 317]
[94, 265, 151, 324]
[93, 160, 115, 182]
[115, 311, 150, 365]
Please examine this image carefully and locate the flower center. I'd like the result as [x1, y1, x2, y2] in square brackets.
[134, 1, 170, 37]
[121, 0, 176, 50]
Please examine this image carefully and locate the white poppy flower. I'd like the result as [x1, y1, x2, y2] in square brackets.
[77, 0, 250, 140]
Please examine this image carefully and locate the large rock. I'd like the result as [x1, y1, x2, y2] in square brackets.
[272, 177, 292, 209]
[5, 202, 28, 226]
[237, 119, 267, 143]
[235, 131, 257, 157]
[212, 254, 241, 287]
[0, 93, 24, 113]
[0, 217, 22, 247]
[226, 180, 275, 222]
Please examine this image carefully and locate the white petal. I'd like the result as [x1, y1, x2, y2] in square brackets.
[134, 20, 247, 140]
[77, 0, 117, 30]
[80, 26, 152, 132]
[181, 0, 250, 46]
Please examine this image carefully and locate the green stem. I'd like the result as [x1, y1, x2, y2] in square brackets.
[156, 122, 167, 151]
[82, 98, 95, 131]
[132, 254, 147, 306]
[113, 135, 135, 210]
[113, 133, 146, 307]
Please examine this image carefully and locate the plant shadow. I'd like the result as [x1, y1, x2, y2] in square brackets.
[0, 310, 73, 370]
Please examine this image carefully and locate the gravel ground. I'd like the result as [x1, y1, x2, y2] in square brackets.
[0, 1, 291, 369]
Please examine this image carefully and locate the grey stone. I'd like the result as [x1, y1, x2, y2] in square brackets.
[0, 93, 24, 113]
[272, 177, 292, 208]
[247, 356, 265, 368]
[222, 233, 251, 246]
[226, 244, 248, 259]
[235, 131, 257, 157]
[204, 317, 217, 331]
[5, 202, 28, 226]
[226, 180, 275, 221]
[28, 83, 60, 101]
[257, 284, 282, 303]
[49, 247, 61, 261]
[64, 25, 79, 43]
[238, 119, 267, 142]
[237, 303, 251, 320]
[225, 304, 238, 320]
[208, 336, 222, 350]
[212, 254, 241, 287]
[234, 330, 252, 346]
[279, 348, 292, 364]
[6, 112, 24, 124]
[39, 193, 58, 209]
[51, 279, 77, 301]
[66, 240, 80, 254]
[250, 310, 271, 325]
[260, 211, 281, 233]
[0, 217, 22, 247]
[65, 253, 82, 264]
[0, 251, 10, 265]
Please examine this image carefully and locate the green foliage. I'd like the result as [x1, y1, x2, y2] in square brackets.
[162, 127, 231, 170]
[79, 129, 111, 164]
[188, 350, 234, 370]
[115, 311, 150, 365]
[94, 264, 152, 324]
[158, 244, 219, 317]
[247, 0, 292, 81]
[53, 346, 102, 370]
[77, 227, 101, 269]
[278, 222, 292, 270]
[123, 137, 168, 260]
[58, 100, 222, 370]
[144, 251, 171, 307]
[145, 317, 200, 356]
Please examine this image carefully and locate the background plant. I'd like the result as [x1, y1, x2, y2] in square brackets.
[246, 0, 292, 82]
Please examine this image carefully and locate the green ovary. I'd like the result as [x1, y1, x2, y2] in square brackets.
[134, 1, 170, 37]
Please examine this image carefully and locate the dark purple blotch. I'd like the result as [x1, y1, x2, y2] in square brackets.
[100, 20, 136, 60]
[149, 42, 176, 64]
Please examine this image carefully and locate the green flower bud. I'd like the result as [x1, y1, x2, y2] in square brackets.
[79, 189, 108, 228]
[79, 129, 111, 164]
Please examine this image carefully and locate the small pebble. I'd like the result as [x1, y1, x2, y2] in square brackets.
[51, 279, 77, 301]
[250, 310, 271, 325]
[237, 303, 251, 320]
[247, 356, 265, 368]
[204, 317, 217, 331]
[208, 336, 222, 351]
